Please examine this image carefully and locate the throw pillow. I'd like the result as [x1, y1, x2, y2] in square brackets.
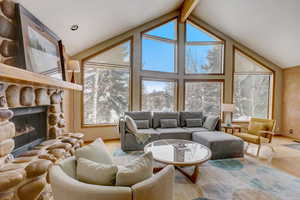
[77, 158, 118, 186]
[59, 157, 76, 179]
[160, 119, 178, 128]
[135, 120, 149, 129]
[125, 115, 138, 133]
[203, 116, 219, 131]
[75, 138, 113, 164]
[116, 151, 153, 186]
[186, 118, 203, 127]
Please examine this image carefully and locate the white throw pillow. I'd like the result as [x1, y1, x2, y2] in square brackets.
[125, 115, 138, 133]
[75, 138, 113, 164]
[116, 151, 153, 186]
[59, 157, 76, 179]
[77, 158, 118, 186]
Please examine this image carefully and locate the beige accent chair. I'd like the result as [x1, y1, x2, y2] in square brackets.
[234, 118, 276, 156]
[49, 157, 175, 200]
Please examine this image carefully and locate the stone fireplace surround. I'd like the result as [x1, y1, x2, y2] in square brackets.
[0, 0, 84, 199]
[0, 81, 84, 200]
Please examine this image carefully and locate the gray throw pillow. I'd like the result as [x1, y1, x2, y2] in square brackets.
[135, 120, 149, 129]
[160, 119, 177, 128]
[203, 116, 219, 131]
[186, 118, 202, 127]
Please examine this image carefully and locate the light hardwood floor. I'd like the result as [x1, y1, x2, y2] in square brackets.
[104, 136, 300, 200]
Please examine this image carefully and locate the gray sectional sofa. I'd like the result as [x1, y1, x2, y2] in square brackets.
[119, 111, 244, 160]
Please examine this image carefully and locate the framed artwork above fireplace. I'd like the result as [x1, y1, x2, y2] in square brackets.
[15, 4, 66, 81]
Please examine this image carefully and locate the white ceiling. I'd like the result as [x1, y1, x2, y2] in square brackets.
[15, 0, 183, 56]
[15, 0, 300, 68]
[193, 0, 300, 68]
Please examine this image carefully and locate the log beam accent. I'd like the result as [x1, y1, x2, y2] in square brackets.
[180, 0, 199, 23]
[0, 63, 82, 91]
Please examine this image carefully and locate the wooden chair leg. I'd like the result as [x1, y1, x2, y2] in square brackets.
[257, 144, 261, 157]
[245, 142, 250, 153]
[269, 145, 275, 153]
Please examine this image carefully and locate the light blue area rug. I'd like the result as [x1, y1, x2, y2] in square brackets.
[113, 148, 300, 200]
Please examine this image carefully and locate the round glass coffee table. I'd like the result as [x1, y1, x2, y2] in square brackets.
[144, 139, 211, 183]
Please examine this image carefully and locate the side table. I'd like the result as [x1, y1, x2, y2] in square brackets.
[222, 123, 242, 134]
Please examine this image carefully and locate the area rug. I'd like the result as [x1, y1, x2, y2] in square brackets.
[282, 143, 300, 151]
[112, 148, 300, 200]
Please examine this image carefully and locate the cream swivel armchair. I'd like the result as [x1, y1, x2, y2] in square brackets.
[49, 157, 175, 200]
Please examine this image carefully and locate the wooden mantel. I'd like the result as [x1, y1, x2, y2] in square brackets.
[0, 63, 82, 91]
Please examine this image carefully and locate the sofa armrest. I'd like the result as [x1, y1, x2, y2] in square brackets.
[131, 165, 175, 200]
[119, 118, 127, 149]
[215, 119, 221, 131]
[119, 118, 126, 135]
[49, 165, 132, 200]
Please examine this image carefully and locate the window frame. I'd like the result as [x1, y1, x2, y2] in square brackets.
[81, 38, 133, 127]
[141, 18, 178, 74]
[232, 47, 275, 123]
[183, 79, 224, 117]
[140, 77, 179, 112]
[184, 20, 225, 75]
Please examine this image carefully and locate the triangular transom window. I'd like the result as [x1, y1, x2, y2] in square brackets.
[144, 19, 177, 40]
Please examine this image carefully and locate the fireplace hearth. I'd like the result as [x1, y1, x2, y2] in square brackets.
[10, 106, 48, 156]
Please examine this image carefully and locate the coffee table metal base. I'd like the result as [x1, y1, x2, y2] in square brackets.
[154, 165, 200, 183]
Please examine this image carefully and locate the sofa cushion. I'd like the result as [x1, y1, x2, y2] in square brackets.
[135, 120, 149, 129]
[77, 158, 118, 186]
[186, 118, 203, 127]
[125, 115, 138, 133]
[75, 138, 113, 164]
[116, 152, 153, 186]
[160, 119, 178, 128]
[153, 112, 179, 128]
[203, 116, 219, 131]
[156, 128, 192, 140]
[125, 112, 153, 127]
[136, 128, 160, 135]
[180, 112, 203, 127]
[183, 127, 208, 132]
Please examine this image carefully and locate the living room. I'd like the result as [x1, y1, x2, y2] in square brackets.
[0, 0, 299, 199]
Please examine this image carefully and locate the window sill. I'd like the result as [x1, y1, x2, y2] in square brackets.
[81, 124, 118, 128]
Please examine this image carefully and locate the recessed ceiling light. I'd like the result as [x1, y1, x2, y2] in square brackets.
[70, 24, 79, 31]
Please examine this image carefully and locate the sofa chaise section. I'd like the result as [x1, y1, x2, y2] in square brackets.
[192, 131, 244, 160]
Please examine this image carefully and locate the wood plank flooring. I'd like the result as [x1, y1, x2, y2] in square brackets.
[104, 136, 300, 200]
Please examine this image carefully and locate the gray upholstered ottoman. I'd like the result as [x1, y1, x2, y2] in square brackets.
[192, 131, 244, 160]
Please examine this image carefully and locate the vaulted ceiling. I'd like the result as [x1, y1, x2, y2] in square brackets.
[15, 0, 300, 68]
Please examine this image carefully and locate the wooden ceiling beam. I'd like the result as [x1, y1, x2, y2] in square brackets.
[180, 0, 199, 23]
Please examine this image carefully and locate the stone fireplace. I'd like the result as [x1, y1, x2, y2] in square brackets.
[11, 106, 48, 156]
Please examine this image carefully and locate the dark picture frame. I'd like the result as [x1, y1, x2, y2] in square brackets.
[15, 4, 66, 81]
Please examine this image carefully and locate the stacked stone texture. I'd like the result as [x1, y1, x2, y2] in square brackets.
[0, 1, 85, 198]
[0, 0, 18, 66]
[0, 82, 66, 138]
[0, 109, 84, 200]
[0, 81, 84, 200]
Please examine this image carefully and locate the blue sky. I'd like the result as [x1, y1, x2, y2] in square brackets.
[142, 20, 218, 73]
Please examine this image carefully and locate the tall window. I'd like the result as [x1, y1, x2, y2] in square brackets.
[233, 49, 273, 121]
[142, 19, 177, 73]
[185, 21, 224, 74]
[83, 40, 131, 125]
[141, 80, 177, 111]
[185, 81, 223, 116]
